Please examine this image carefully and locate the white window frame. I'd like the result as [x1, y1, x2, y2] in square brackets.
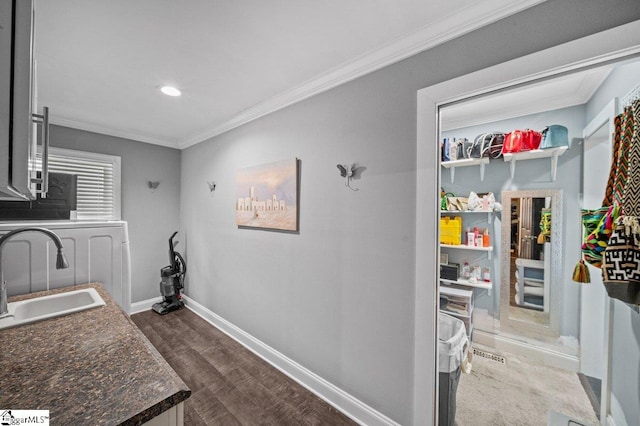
[46, 147, 121, 220]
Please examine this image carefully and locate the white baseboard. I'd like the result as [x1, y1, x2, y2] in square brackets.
[474, 329, 580, 372]
[182, 295, 400, 426]
[129, 296, 163, 314]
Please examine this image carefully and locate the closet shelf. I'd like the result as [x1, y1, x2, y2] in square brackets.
[441, 157, 489, 183]
[440, 243, 493, 260]
[440, 210, 493, 213]
[440, 243, 493, 252]
[503, 146, 568, 181]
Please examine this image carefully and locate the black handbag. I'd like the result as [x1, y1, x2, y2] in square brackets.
[469, 134, 490, 158]
[488, 133, 505, 159]
[469, 133, 504, 159]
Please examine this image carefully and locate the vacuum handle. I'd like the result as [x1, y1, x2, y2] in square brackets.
[168, 231, 178, 270]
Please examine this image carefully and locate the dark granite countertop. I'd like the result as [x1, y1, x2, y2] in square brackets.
[0, 283, 190, 425]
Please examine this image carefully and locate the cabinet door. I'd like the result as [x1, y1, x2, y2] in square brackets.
[0, 0, 37, 201]
[11, 0, 37, 200]
[0, 0, 14, 195]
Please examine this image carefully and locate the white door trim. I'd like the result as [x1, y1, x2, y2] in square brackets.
[415, 20, 640, 425]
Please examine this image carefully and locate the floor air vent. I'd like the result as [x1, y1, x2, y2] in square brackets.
[472, 347, 506, 364]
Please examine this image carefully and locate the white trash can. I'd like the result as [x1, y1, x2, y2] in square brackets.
[438, 312, 469, 426]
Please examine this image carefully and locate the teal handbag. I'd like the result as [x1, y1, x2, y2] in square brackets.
[540, 124, 569, 149]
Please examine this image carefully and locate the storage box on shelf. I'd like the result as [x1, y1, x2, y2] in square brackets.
[439, 285, 474, 339]
[440, 216, 462, 245]
[440, 263, 460, 281]
[514, 256, 550, 312]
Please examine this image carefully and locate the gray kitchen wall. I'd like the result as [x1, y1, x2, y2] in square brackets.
[585, 60, 640, 426]
[180, 73, 418, 420]
[179, 1, 640, 423]
[50, 125, 181, 303]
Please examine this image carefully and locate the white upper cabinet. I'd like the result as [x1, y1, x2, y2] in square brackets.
[0, 0, 49, 201]
[0, 1, 14, 194]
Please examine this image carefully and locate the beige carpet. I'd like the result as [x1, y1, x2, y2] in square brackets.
[455, 345, 598, 426]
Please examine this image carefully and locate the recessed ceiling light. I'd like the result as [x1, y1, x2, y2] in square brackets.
[160, 86, 181, 97]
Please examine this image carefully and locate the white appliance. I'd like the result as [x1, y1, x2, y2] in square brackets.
[0, 221, 132, 313]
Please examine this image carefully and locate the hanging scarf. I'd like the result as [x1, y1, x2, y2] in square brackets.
[602, 99, 640, 304]
[601, 114, 622, 207]
[615, 106, 634, 209]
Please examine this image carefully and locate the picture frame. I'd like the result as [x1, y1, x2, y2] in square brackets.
[235, 158, 300, 232]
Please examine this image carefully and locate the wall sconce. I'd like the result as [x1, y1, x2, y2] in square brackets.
[147, 181, 160, 192]
[337, 163, 366, 191]
[207, 181, 216, 195]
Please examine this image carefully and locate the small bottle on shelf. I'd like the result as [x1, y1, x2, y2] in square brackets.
[466, 228, 474, 247]
[474, 227, 482, 247]
[483, 267, 491, 282]
[483, 229, 490, 247]
[472, 266, 481, 280]
[469, 265, 481, 283]
[462, 262, 471, 279]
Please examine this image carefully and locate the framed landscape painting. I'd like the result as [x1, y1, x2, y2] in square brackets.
[236, 158, 299, 232]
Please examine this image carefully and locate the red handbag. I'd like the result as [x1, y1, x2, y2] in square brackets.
[502, 129, 542, 154]
[525, 129, 542, 150]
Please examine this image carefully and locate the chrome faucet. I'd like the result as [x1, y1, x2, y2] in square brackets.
[0, 227, 70, 316]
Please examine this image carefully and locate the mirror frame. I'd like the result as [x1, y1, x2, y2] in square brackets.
[500, 189, 563, 337]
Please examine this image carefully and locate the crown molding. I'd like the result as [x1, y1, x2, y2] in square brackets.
[178, 0, 547, 149]
[50, 116, 181, 149]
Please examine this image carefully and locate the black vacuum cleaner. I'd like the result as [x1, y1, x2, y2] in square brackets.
[152, 231, 186, 315]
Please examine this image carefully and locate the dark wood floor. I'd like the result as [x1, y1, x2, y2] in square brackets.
[131, 308, 356, 425]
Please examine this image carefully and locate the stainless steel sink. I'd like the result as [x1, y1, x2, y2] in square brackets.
[0, 288, 105, 330]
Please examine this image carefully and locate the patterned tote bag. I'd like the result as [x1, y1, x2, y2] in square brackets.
[602, 100, 640, 304]
[582, 206, 620, 267]
[602, 217, 640, 304]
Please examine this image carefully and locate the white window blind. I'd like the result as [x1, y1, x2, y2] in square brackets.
[38, 148, 121, 220]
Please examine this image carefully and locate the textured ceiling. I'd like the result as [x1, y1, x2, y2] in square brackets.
[34, 0, 545, 148]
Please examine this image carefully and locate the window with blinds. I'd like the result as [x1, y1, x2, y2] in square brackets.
[40, 148, 121, 220]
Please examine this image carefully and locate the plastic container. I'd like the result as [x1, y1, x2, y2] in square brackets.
[483, 267, 491, 282]
[440, 216, 462, 245]
[438, 313, 469, 426]
[466, 230, 475, 247]
[461, 262, 470, 279]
